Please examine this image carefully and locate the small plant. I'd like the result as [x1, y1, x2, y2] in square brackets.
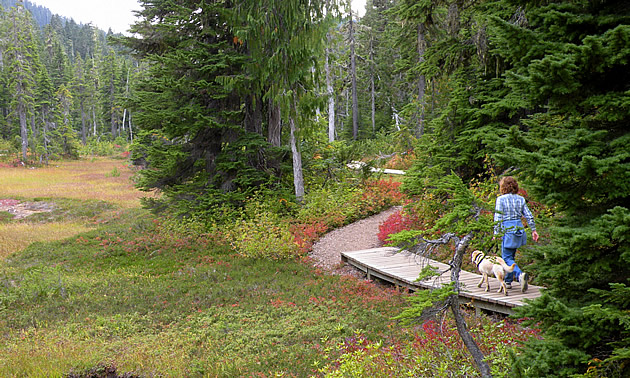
[107, 167, 121, 177]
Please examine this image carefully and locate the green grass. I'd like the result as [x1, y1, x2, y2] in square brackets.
[0, 209, 408, 376]
[0, 198, 116, 259]
[0, 158, 541, 377]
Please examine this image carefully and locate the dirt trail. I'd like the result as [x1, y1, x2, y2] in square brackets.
[309, 206, 400, 275]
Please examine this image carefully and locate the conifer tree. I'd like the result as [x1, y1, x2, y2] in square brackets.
[357, 0, 400, 137]
[2, 0, 39, 161]
[395, 0, 628, 375]
[42, 25, 71, 89]
[71, 54, 88, 144]
[233, 0, 331, 202]
[124, 0, 285, 213]
[32, 52, 56, 162]
[482, 1, 630, 375]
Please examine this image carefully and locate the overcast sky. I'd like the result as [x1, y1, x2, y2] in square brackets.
[32, 0, 367, 35]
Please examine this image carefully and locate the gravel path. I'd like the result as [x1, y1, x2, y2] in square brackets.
[309, 206, 401, 275]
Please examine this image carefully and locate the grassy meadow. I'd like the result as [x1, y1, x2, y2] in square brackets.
[0, 158, 539, 376]
[0, 158, 150, 259]
[0, 158, 147, 208]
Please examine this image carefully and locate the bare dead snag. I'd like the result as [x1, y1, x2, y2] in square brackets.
[409, 209, 492, 377]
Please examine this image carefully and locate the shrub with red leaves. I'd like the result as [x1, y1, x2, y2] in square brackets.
[378, 208, 422, 245]
[289, 221, 329, 255]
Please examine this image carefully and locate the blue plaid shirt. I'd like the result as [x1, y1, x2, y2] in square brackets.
[494, 194, 536, 235]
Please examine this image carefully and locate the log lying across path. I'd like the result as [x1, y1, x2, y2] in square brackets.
[341, 247, 544, 315]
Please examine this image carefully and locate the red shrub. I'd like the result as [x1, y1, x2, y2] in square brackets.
[289, 221, 329, 255]
[378, 208, 422, 244]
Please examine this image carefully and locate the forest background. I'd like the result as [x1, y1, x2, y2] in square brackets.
[0, 0, 628, 376]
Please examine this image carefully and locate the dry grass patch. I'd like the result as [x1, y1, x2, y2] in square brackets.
[0, 222, 92, 260]
[0, 158, 154, 259]
[0, 158, 153, 208]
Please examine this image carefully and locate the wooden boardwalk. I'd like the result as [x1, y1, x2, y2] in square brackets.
[341, 247, 544, 315]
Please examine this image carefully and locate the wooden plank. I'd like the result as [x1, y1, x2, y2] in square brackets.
[341, 247, 544, 315]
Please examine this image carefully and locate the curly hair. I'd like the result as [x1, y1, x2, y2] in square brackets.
[499, 176, 519, 195]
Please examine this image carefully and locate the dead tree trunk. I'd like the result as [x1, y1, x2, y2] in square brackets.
[289, 99, 304, 203]
[268, 99, 282, 147]
[410, 211, 492, 377]
[449, 232, 492, 378]
[325, 41, 335, 142]
[349, 5, 359, 140]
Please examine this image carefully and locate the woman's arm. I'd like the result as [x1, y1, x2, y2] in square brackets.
[493, 197, 503, 235]
[522, 201, 539, 242]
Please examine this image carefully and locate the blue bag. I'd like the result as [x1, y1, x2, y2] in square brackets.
[502, 220, 527, 249]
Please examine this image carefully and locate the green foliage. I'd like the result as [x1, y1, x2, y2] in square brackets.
[0, 1, 135, 163]
[0, 207, 412, 376]
[213, 178, 405, 260]
[396, 172, 496, 253]
[79, 139, 129, 158]
[320, 312, 541, 377]
[477, 2, 630, 374]
[223, 200, 297, 260]
[385, 0, 629, 373]
[394, 282, 456, 326]
[124, 1, 303, 215]
[0, 138, 17, 162]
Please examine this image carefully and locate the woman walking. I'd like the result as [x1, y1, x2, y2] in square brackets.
[494, 176, 540, 292]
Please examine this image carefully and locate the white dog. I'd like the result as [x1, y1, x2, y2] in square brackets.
[471, 250, 516, 296]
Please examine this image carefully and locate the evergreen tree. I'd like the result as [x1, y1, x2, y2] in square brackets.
[71, 54, 88, 144]
[356, 0, 401, 138]
[483, 1, 630, 375]
[54, 84, 79, 158]
[32, 51, 56, 163]
[42, 24, 72, 89]
[124, 0, 286, 213]
[233, 0, 331, 202]
[2, 0, 39, 161]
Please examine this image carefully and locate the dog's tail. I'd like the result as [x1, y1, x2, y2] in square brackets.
[504, 262, 516, 273]
[497, 259, 516, 272]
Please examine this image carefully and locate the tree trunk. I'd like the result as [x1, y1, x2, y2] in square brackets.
[93, 108, 98, 137]
[350, 6, 359, 140]
[325, 41, 335, 142]
[18, 103, 28, 162]
[417, 23, 426, 136]
[449, 232, 493, 377]
[80, 102, 87, 145]
[245, 94, 263, 135]
[448, 2, 461, 37]
[110, 74, 117, 139]
[268, 99, 282, 147]
[128, 112, 134, 142]
[122, 109, 127, 134]
[371, 71, 376, 135]
[289, 111, 304, 203]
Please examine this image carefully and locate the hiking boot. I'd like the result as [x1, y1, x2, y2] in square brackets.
[520, 273, 529, 292]
[505, 282, 512, 289]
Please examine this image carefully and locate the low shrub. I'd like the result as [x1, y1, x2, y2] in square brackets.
[80, 139, 129, 158]
[224, 214, 297, 259]
[377, 208, 422, 245]
[383, 150, 416, 171]
[320, 311, 542, 377]
[215, 178, 406, 260]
